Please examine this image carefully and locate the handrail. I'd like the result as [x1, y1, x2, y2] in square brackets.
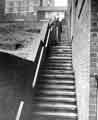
[45, 28, 51, 47]
[32, 46, 44, 88]
[32, 21, 54, 88]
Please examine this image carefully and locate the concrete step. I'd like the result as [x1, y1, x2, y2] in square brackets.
[44, 63, 72, 67]
[34, 96, 76, 103]
[38, 80, 75, 86]
[49, 54, 72, 57]
[35, 103, 76, 110]
[47, 58, 72, 61]
[48, 56, 72, 60]
[38, 85, 75, 91]
[41, 74, 74, 79]
[40, 69, 74, 74]
[51, 46, 71, 48]
[33, 111, 77, 119]
[42, 66, 73, 70]
[47, 59, 72, 63]
[38, 89, 75, 95]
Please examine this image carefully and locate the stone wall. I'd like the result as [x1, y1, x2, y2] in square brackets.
[69, 0, 90, 120]
[90, 0, 98, 120]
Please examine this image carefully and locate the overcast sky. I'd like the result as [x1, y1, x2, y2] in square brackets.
[55, 0, 68, 7]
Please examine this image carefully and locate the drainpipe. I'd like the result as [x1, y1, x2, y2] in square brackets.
[95, 74, 98, 120]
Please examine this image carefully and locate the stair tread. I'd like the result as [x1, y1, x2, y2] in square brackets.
[34, 103, 76, 109]
[40, 71, 74, 74]
[48, 56, 72, 59]
[40, 70, 74, 74]
[48, 56, 72, 58]
[44, 62, 72, 65]
[47, 60, 72, 63]
[51, 47, 72, 49]
[49, 53, 72, 55]
[50, 50, 72, 52]
[34, 96, 76, 102]
[38, 84, 75, 88]
[41, 74, 74, 78]
[43, 66, 72, 69]
[51, 48, 72, 50]
[38, 79, 75, 83]
[44, 64, 72, 67]
[33, 111, 77, 118]
[36, 89, 76, 95]
[42, 68, 73, 72]
[35, 93, 75, 98]
[49, 51, 72, 53]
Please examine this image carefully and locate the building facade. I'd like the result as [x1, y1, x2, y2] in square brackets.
[5, 0, 40, 14]
[0, 0, 41, 22]
[0, 0, 55, 21]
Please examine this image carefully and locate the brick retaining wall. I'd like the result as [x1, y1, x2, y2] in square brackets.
[68, 0, 90, 120]
[90, 0, 98, 120]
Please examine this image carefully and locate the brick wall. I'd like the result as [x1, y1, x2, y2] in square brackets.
[90, 0, 98, 120]
[69, 0, 90, 120]
[69, 0, 98, 120]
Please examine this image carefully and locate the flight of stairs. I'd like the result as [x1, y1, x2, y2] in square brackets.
[32, 41, 78, 120]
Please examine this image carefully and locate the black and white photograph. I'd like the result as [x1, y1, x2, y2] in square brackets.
[0, 0, 97, 120]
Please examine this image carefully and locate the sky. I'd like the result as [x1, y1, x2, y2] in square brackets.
[55, 0, 68, 7]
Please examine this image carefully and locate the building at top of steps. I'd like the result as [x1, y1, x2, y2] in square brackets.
[0, 0, 55, 22]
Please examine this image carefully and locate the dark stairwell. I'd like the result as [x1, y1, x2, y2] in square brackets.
[32, 25, 78, 120]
